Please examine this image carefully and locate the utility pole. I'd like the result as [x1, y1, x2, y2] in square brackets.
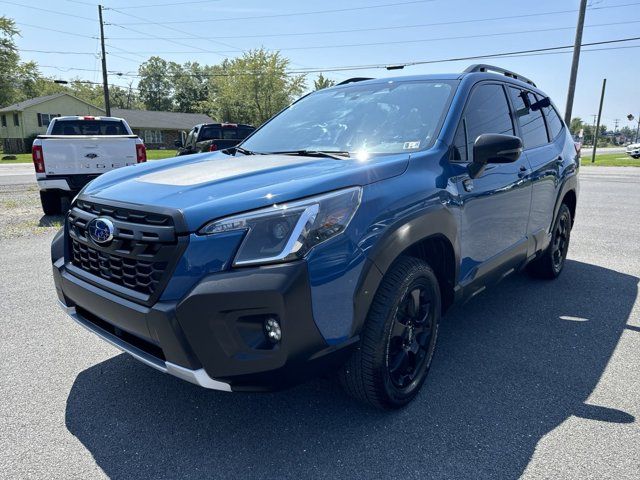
[591, 78, 606, 164]
[98, 5, 111, 116]
[614, 119, 619, 131]
[564, 0, 588, 125]
[590, 114, 597, 146]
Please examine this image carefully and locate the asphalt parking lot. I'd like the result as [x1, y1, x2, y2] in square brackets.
[1, 167, 639, 479]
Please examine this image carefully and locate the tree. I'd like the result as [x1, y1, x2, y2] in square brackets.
[0, 16, 39, 107]
[209, 49, 306, 125]
[313, 73, 335, 90]
[569, 117, 583, 136]
[138, 56, 173, 111]
[170, 61, 209, 113]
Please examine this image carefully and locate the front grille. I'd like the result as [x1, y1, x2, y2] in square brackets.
[71, 240, 167, 295]
[67, 200, 185, 303]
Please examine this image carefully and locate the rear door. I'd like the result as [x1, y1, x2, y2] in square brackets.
[450, 82, 532, 289]
[506, 87, 562, 243]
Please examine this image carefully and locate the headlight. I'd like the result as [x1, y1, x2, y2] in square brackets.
[199, 187, 362, 266]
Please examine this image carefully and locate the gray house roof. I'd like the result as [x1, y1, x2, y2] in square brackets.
[111, 108, 214, 130]
[0, 93, 68, 113]
[0, 93, 104, 113]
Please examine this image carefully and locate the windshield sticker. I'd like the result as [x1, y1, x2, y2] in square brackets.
[403, 141, 421, 150]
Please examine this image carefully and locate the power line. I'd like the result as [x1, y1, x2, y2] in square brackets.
[111, 0, 436, 25]
[67, 35, 640, 78]
[14, 1, 640, 46]
[36, 42, 640, 91]
[104, 0, 222, 9]
[102, 4, 630, 41]
[0, 0, 95, 21]
[101, 19, 640, 55]
[107, 23, 230, 58]
[18, 48, 99, 55]
[107, 7, 239, 54]
[282, 35, 640, 74]
[14, 22, 97, 39]
[105, 6, 315, 72]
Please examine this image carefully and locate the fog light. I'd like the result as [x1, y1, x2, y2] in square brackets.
[264, 317, 282, 343]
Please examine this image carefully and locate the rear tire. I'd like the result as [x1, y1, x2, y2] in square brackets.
[339, 256, 441, 410]
[40, 190, 61, 216]
[527, 203, 572, 279]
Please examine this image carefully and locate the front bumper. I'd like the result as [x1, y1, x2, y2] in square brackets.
[53, 251, 353, 391]
[58, 300, 231, 391]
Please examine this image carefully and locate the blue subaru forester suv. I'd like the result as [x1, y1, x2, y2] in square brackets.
[52, 65, 578, 409]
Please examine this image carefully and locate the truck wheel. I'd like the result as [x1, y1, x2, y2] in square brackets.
[528, 203, 572, 279]
[40, 191, 61, 216]
[339, 256, 441, 410]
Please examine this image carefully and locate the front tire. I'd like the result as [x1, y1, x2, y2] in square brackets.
[40, 190, 61, 216]
[528, 203, 572, 279]
[339, 256, 441, 410]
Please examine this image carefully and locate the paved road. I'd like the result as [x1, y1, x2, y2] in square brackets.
[1, 168, 639, 479]
[0, 163, 35, 185]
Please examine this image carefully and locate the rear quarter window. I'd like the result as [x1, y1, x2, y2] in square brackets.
[542, 103, 564, 140]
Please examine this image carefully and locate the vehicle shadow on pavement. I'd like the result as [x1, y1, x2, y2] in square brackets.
[65, 260, 638, 479]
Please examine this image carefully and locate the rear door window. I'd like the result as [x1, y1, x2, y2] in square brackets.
[508, 88, 549, 149]
[51, 120, 128, 135]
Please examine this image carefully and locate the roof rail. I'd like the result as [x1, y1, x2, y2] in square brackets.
[336, 77, 374, 86]
[463, 64, 536, 87]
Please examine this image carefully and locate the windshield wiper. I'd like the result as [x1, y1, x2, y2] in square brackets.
[224, 146, 256, 156]
[268, 149, 351, 160]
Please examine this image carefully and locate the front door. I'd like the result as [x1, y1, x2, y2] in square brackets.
[450, 82, 532, 289]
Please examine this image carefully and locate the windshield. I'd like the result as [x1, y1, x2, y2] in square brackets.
[241, 80, 455, 155]
[51, 120, 128, 136]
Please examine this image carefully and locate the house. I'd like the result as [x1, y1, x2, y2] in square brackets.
[0, 93, 104, 153]
[111, 108, 214, 149]
[0, 93, 215, 153]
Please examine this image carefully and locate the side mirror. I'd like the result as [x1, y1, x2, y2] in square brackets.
[468, 134, 523, 178]
[174, 139, 183, 148]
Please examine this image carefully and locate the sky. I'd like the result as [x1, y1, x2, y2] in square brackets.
[2, 0, 640, 130]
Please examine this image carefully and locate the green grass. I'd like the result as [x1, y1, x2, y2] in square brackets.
[0, 149, 178, 163]
[147, 149, 179, 160]
[0, 153, 31, 163]
[581, 152, 640, 167]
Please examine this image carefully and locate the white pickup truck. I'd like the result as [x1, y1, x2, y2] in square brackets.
[32, 116, 147, 214]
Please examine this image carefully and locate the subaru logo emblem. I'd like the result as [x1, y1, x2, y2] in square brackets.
[85, 153, 98, 159]
[87, 217, 114, 245]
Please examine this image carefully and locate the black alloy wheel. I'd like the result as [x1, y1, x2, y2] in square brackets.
[339, 256, 441, 409]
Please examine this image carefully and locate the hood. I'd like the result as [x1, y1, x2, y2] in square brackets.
[83, 151, 409, 232]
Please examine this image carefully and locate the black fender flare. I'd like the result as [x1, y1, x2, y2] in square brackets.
[552, 170, 578, 229]
[351, 204, 460, 337]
